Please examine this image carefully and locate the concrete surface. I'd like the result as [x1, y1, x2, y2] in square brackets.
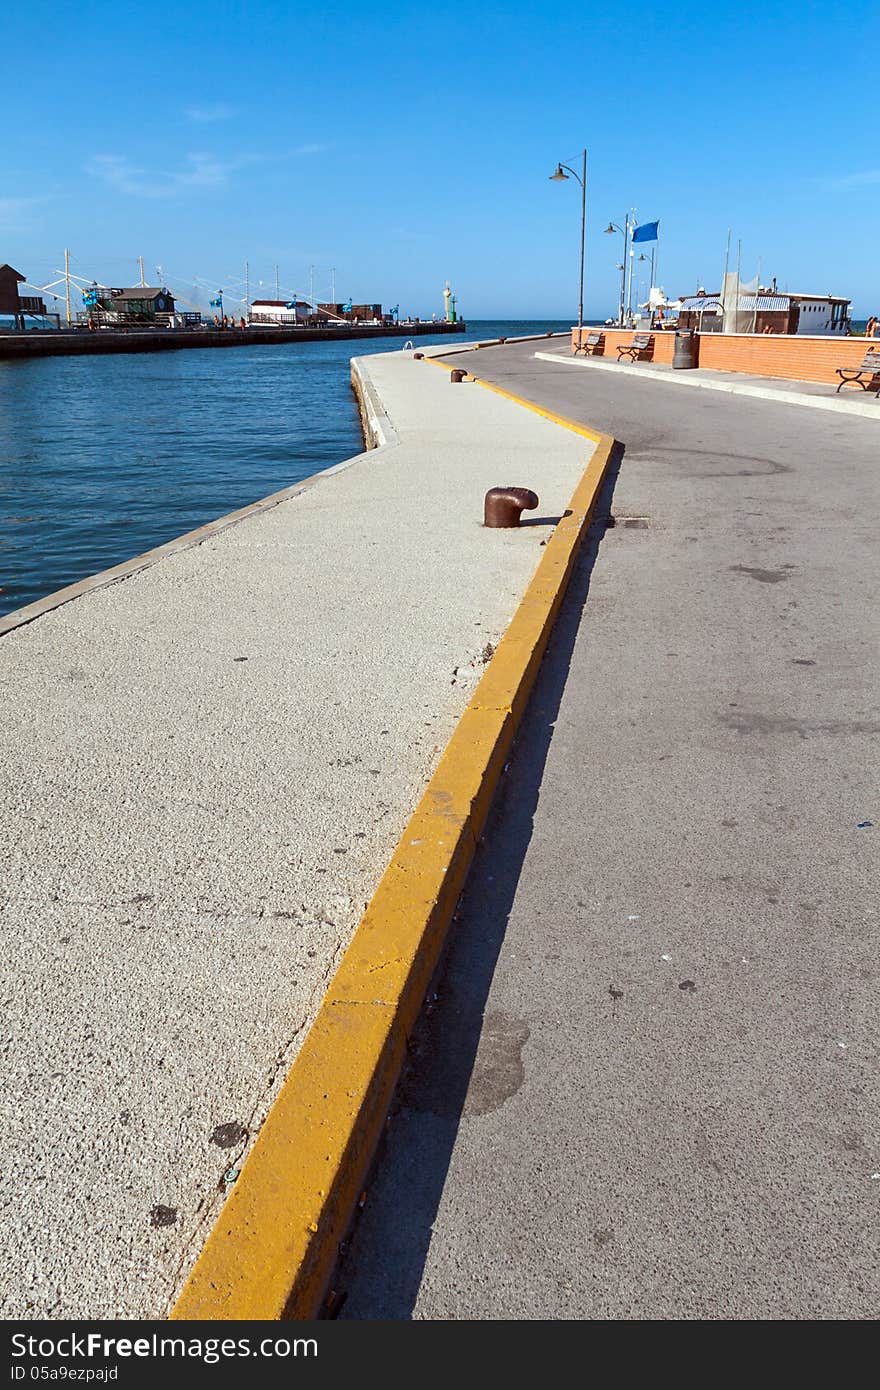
[338, 338, 879, 1320]
[534, 345, 880, 419]
[0, 347, 593, 1318]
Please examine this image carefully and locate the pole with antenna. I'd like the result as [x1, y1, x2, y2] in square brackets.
[64, 248, 72, 326]
[331, 267, 336, 304]
[244, 260, 249, 319]
[720, 227, 731, 332]
[139, 255, 146, 287]
[309, 264, 315, 307]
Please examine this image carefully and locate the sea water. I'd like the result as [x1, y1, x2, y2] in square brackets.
[0, 321, 573, 617]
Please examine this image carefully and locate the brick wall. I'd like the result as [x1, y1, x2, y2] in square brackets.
[572, 327, 676, 365]
[571, 327, 870, 385]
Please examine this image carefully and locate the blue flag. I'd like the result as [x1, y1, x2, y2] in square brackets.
[632, 220, 659, 243]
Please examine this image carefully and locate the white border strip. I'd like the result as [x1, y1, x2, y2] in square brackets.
[533, 350, 880, 420]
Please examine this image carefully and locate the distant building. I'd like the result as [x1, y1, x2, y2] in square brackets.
[0, 263, 52, 329]
[83, 285, 176, 326]
[248, 299, 311, 326]
[678, 285, 850, 336]
[349, 303, 382, 323]
[783, 292, 851, 335]
[317, 302, 383, 324]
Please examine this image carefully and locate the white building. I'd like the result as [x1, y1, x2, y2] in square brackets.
[248, 299, 311, 326]
[678, 286, 851, 336]
[785, 293, 851, 335]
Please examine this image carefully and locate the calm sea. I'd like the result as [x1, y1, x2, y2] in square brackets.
[0, 321, 572, 619]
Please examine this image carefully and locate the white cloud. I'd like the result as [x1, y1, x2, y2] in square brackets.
[85, 144, 328, 198]
[185, 103, 237, 123]
[826, 169, 880, 189]
[85, 153, 234, 197]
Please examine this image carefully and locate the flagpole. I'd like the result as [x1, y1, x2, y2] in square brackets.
[619, 216, 629, 327]
[626, 213, 635, 323]
[721, 227, 731, 333]
[627, 219, 659, 323]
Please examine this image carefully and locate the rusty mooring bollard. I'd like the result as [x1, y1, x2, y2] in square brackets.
[484, 487, 539, 528]
[413, 351, 423, 360]
[450, 368, 467, 383]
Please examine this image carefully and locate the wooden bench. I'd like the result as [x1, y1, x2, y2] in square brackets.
[835, 349, 880, 393]
[617, 332, 653, 362]
[574, 330, 604, 356]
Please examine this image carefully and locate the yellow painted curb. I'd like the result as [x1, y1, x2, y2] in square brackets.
[171, 356, 616, 1321]
[424, 351, 604, 442]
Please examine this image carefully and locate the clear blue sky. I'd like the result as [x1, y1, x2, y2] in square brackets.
[3, 1, 878, 319]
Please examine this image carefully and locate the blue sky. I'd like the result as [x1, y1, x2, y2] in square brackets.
[3, 1, 878, 319]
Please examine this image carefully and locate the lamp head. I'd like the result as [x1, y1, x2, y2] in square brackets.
[603, 222, 616, 234]
[549, 164, 569, 182]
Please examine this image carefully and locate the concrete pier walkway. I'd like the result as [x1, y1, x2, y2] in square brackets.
[338, 339, 879, 1319]
[0, 347, 592, 1317]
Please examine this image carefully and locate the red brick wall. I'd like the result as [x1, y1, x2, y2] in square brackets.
[571, 327, 869, 384]
[695, 333, 868, 384]
[571, 327, 675, 364]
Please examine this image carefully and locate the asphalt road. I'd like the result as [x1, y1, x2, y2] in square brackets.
[337, 340, 879, 1320]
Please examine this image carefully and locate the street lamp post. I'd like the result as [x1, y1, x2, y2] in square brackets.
[604, 213, 637, 327]
[549, 150, 587, 345]
[634, 252, 648, 321]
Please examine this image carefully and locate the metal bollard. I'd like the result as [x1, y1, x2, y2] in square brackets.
[484, 487, 539, 528]
[450, 368, 467, 383]
[413, 351, 423, 360]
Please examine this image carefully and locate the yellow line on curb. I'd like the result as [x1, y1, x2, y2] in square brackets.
[424, 352, 604, 442]
[171, 358, 616, 1322]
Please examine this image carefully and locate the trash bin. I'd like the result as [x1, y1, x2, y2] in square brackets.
[672, 329, 696, 369]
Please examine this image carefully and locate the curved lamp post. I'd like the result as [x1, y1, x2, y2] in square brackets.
[549, 150, 587, 344]
[604, 215, 639, 326]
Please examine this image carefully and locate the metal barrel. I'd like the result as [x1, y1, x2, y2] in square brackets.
[672, 329, 697, 370]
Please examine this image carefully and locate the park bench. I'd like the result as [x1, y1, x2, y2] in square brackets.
[617, 332, 653, 362]
[835, 349, 880, 393]
[574, 330, 604, 356]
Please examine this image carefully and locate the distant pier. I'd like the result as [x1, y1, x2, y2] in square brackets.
[0, 318, 466, 361]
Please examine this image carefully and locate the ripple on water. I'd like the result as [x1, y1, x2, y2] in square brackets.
[0, 323, 571, 616]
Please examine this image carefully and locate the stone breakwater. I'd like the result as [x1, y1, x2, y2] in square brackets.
[0, 319, 466, 360]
